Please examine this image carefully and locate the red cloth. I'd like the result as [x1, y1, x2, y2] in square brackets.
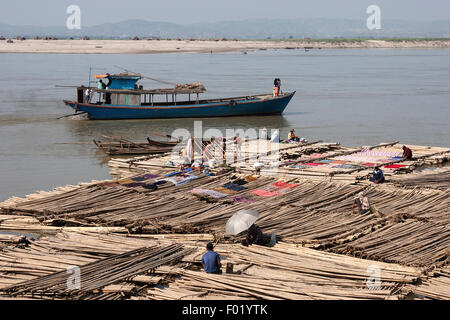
[384, 164, 406, 169]
[273, 181, 299, 189]
[305, 163, 324, 166]
[362, 163, 376, 167]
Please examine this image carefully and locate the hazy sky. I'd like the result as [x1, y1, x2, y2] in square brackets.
[1, 0, 450, 26]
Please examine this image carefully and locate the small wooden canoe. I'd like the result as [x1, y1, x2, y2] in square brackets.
[94, 136, 179, 155]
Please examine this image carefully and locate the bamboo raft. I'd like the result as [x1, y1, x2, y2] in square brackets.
[0, 230, 422, 300]
[0, 138, 449, 300]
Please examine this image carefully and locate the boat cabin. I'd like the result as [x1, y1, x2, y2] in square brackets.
[76, 73, 207, 106]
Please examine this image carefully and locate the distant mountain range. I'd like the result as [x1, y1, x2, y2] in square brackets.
[1, 18, 450, 39]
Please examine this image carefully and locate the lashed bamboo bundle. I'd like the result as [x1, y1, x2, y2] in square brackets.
[402, 267, 450, 300]
[333, 220, 450, 267]
[391, 170, 450, 190]
[2, 243, 191, 299]
[147, 243, 421, 300]
[2, 170, 449, 268]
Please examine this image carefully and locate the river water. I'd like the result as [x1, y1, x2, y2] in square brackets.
[0, 49, 449, 200]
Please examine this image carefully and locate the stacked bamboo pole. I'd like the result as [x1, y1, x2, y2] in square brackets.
[2, 244, 191, 299]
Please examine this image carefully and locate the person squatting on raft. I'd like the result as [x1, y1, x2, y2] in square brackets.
[353, 192, 371, 214]
[369, 166, 385, 184]
[201, 242, 222, 274]
[241, 224, 264, 246]
[402, 145, 413, 160]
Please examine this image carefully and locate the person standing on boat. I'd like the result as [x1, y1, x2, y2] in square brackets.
[85, 89, 92, 103]
[97, 79, 106, 90]
[273, 78, 281, 96]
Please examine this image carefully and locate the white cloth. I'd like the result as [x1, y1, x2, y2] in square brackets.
[260, 128, 267, 140]
[185, 139, 193, 163]
[270, 130, 279, 143]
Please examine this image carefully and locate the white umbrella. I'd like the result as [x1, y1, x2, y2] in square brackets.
[225, 209, 259, 236]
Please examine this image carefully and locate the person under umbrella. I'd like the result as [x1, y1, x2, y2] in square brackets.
[241, 224, 264, 246]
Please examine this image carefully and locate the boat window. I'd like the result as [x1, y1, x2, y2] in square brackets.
[110, 93, 141, 105]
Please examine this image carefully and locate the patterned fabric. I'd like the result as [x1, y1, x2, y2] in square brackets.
[190, 188, 227, 198]
[230, 196, 256, 203]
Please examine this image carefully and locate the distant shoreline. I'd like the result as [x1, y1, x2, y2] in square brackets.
[1, 39, 450, 54]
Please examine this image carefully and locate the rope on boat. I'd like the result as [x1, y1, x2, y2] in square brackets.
[114, 65, 176, 86]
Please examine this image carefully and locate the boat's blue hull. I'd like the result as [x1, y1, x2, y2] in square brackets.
[64, 92, 295, 120]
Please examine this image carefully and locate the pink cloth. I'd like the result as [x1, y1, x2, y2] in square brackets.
[305, 163, 324, 166]
[251, 189, 281, 197]
[362, 163, 376, 167]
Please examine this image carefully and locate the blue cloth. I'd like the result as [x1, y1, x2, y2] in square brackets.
[201, 251, 220, 273]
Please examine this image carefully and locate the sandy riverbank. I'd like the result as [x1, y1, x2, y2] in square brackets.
[1, 39, 450, 54]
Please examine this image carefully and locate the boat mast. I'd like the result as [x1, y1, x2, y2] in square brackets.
[88, 66, 92, 87]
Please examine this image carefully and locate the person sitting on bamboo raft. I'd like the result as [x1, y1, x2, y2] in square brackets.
[369, 167, 385, 184]
[288, 129, 300, 142]
[353, 192, 371, 214]
[402, 145, 413, 160]
[241, 224, 264, 246]
[242, 224, 277, 247]
[201, 242, 222, 274]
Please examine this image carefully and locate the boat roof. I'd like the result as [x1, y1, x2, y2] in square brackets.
[80, 87, 206, 95]
[94, 73, 141, 80]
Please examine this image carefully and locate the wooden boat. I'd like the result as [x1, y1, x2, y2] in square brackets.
[94, 136, 179, 155]
[63, 73, 295, 120]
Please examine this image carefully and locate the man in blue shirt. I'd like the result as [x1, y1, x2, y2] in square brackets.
[201, 243, 222, 274]
[369, 167, 385, 184]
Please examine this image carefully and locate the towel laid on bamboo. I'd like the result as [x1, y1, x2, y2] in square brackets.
[232, 179, 248, 186]
[251, 189, 281, 197]
[330, 160, 348, 164]
[230, 196, 256, 203]
[190, 188, 227, 198]
[117, 179, 134, 185]
[384, 164, 406, 169]
[361, 163, 376, 167]
[332, 164, 355, 169]
[131, 173, 160, 181]
[244, 175, 259, 182]
[214, 186, 236, 195]
[142, 183, 158, 191]
[158, 174, 198, 186]
[222, 182, 248, 192]
[122, 182, 145, 188]
[273, 181, 299, 189]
